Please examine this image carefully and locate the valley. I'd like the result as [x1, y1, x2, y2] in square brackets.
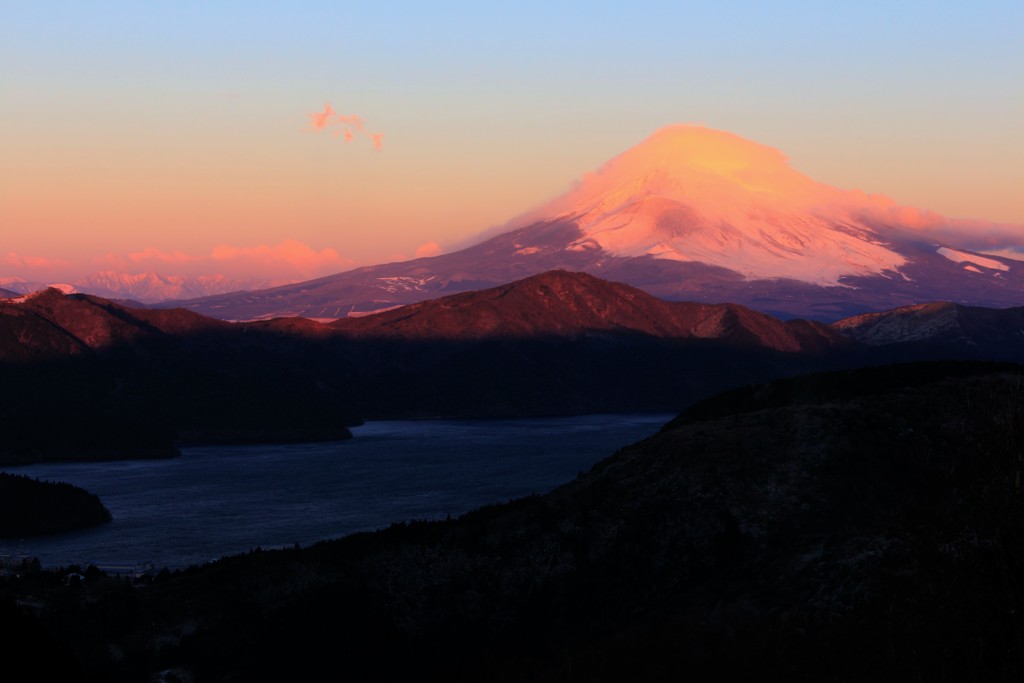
[4, 360, 1024, 680]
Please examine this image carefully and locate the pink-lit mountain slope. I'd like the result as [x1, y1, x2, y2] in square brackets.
[165, 125, 1024, 321]
[332, 270, 842, 352]
[0, 288, 227, 360]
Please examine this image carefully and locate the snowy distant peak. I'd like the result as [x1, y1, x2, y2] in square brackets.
[935, 247, 1010, 272]
[0, 271, 289, 303]
[518, 125, 921, 286]
[76, 271, 241, 302]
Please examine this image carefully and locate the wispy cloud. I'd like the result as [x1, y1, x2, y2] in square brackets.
[414, 241, 442, 258]
[852, 193, 1024, 253]
[92, 241, 352, 280]
[335, 113, 365, 130]
[308, 103, 337, 131]
[3, 251, 69, 271]
[209, 240, 349, 275]
[306, 103, 383, 150]
[128, 247, 194, 264]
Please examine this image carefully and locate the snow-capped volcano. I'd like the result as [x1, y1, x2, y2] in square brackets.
[162, 125, 1024, 322]
[517, 125, 908, 285]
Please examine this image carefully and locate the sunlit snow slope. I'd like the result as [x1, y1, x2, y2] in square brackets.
[520, 126, 947, 285]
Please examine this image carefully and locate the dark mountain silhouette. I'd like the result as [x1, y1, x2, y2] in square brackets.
[8, 361, 1024, 681]
[0, 473, 111, 537]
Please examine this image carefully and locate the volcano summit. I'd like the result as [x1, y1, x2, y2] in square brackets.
[166, 126, 1024, 321]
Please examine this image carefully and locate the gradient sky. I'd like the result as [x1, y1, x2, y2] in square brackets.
[2, 1, 1022, 283]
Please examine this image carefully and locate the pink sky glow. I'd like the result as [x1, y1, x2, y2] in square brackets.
[2, 3, 1019, 285]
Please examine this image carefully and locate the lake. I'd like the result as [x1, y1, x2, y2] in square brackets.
[2, 414, 671, 570]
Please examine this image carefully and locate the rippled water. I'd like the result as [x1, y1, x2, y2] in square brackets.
[2, 414, 671, 570]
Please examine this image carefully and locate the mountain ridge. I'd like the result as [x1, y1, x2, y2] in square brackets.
[330, 270, 844, 351]
[831, 300, 1024, 347]
[8, 272, 1024, 362]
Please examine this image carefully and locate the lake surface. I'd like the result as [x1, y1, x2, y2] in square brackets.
[2, 414, 671, 570]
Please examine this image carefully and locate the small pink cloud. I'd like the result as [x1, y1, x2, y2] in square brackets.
[851, 196, 1024, 250]
[414, 241, 442, 258]
[306, 103, 383, 149]
[1, 252, 74, 282]
[309, 104, 337, 131]
[208, 240, 351, 277]
[336, 114, 365, 131]
[3, 251, 66, 270]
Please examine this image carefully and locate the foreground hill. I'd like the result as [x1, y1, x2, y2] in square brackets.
[7, 361, 1024, 680]
[0, 473, 111, 538]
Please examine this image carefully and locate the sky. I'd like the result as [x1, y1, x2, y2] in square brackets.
[2, 1, 1022, 283]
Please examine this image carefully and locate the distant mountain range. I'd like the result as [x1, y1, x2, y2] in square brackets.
[154, 125, 1023, 322]
[0, 272, 287, 304]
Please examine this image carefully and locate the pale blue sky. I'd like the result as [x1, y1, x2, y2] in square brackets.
[2, 1, 1022, 279]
